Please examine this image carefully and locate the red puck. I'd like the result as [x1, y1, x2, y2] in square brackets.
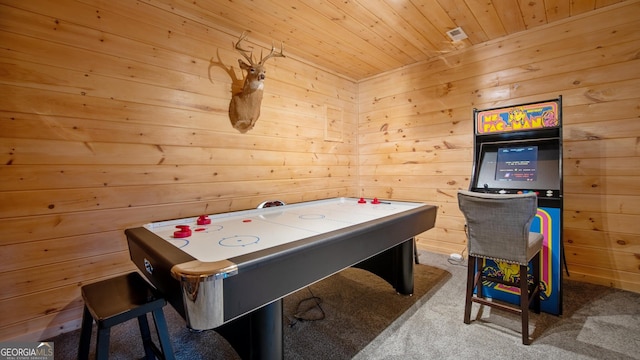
[197, 215, 211, 225]
[173, 225, 192, 238]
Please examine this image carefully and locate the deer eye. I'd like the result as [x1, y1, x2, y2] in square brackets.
[250, 68, 256, 73]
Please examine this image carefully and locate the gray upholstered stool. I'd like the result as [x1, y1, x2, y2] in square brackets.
[458, 190, 542, 345]
[77, 272, 174, 360]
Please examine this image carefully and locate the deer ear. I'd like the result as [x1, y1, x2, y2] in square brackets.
[238, 60, 251, 69]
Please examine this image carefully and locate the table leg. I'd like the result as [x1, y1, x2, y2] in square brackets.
[353, 238, 415, 295]
[216, 299, 283, 360]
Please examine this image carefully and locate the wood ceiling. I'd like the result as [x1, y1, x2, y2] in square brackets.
[172, 0, 628, 81]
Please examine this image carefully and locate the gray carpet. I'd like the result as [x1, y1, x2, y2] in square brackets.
[48, 251, 640, 359]
[355, 252, 640, 360]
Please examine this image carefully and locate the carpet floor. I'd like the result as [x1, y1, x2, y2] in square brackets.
[47, 251, 640, 359]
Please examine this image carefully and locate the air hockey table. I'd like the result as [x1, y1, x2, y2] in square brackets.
[125, 197, 437, 359]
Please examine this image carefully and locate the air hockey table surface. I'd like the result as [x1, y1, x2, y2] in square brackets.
[125, 197, 437, 359]
[142, 196, 428, 263]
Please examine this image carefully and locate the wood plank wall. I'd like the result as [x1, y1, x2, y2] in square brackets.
[1, 0, 638, 343]
[0, 0, 357, 341]
[358, 2, 640, 293]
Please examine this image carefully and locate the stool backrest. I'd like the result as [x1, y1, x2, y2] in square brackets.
[457, 190, 538, 264]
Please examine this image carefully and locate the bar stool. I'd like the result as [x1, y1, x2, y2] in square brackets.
[78, 272, 175, 360]
[457, 190, 543, 345]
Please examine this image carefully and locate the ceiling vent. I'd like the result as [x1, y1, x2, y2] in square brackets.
[446, 27, 468, 42]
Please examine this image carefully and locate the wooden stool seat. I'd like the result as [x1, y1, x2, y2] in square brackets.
[78, 272, 174, 360]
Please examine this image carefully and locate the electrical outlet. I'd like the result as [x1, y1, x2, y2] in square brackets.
[449, 253, 463, 261]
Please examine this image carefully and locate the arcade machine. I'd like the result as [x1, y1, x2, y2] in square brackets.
[469, 97, 563, 315]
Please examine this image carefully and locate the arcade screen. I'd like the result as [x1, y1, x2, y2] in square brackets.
[495, 145, 538, 182]
[474, 139, 560, 191]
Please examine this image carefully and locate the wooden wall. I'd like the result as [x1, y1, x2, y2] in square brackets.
[0, 0, 357, 341]
[1, 0, 639, 344]
[358, 2, 640, 293]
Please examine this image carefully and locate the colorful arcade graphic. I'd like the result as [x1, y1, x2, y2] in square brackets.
[479, 207, 562, 314]
[471, 97, 563, 315]
[476, 101, 559, 135]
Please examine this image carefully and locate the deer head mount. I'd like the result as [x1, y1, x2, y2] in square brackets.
[229, 31, 285, 133]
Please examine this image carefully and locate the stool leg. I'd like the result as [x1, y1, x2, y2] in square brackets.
[78, 306, 93, 360]
[464, 256, 476, 324]
[95, 325, 111, 360]
[152, 308, 175, 360]
[532, 252, 541, 314]
[137, 314, 156, 360]
[520, 264, 530, 345]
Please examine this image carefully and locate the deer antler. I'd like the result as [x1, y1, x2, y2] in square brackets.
[260, 41, 286, 64]
[234, 31, 255, 65]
